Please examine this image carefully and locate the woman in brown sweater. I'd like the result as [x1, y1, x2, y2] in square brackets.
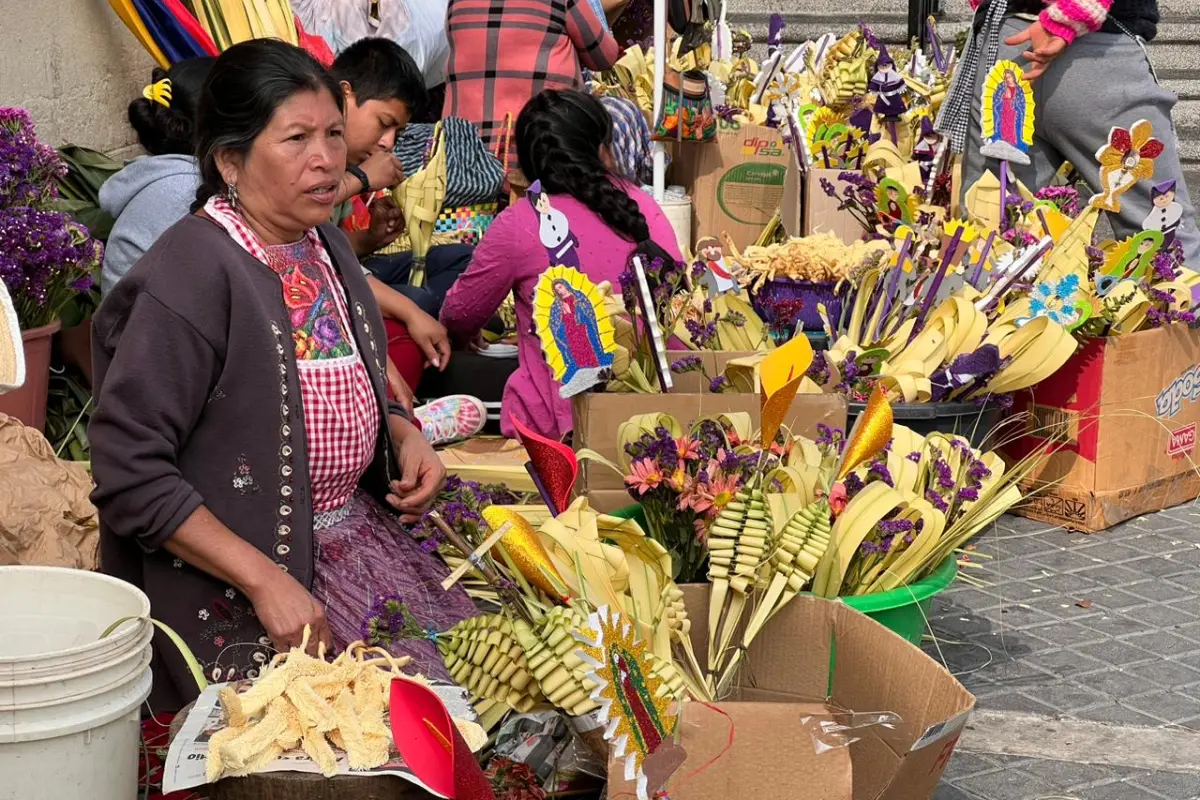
[90, 39, 475, 711]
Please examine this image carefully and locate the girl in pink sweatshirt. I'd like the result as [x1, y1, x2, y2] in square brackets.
[440, 90, 682, 439]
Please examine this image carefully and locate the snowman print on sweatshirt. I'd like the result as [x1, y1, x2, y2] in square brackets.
[528, 181, 581, 270]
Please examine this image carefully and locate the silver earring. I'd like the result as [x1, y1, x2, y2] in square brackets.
[226, 183, 239, 208]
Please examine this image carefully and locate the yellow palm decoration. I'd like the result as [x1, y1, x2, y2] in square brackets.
[393, 123, 448, 288]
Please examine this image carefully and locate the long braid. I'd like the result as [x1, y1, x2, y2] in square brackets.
[517, 90, 672, 262]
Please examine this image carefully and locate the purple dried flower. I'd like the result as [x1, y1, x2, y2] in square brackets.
[877, 518, 914, 536]
[956, 487, 980, 502]
[671, 355, 704, 373]
[709, 375, 729, 393]
[906, 451, 921, 463]
[867, 456, 894, 487]
[924, 488, 949, 512]
[934, 458, 955, 489]
[844, 473, 865, 497]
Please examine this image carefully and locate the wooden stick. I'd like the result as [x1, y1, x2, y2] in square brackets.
[441, 521, 513, 590]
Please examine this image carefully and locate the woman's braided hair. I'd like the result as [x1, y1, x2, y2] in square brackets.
[515, 89, 672, 263]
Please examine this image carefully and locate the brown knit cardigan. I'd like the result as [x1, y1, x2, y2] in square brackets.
[90, 214, 401, 711]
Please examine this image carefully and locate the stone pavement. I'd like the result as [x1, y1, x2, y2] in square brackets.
[927, 505, 1200, 800]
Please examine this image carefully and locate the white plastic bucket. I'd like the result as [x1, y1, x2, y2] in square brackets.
[0, 567, 154, 800]
[659, 194, 694, 257]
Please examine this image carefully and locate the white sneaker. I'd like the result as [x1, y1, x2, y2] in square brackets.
[414, 395, 487, 446]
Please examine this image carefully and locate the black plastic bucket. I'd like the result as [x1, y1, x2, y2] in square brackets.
[845, 399, 1004, 450]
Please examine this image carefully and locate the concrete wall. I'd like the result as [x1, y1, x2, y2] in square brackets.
[0, 0, 154, 155]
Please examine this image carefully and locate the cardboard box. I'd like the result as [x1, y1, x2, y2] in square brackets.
[608, 585, 975, 800]
[572, 392, 848, 498]
[665, 350, 760, 393]
[668, 121, 790, 252]
[439, 437, 536, 493]
[1006, 325, 1200, 532]
[801, 167, 868, 245]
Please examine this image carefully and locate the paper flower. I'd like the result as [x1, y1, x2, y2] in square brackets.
[1020, 274, 1083, 327]
[1090, 120, 1164, 213]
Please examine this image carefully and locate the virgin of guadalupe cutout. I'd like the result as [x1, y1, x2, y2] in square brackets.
[533, 266, 616, 398]
[1095, 230, 1164, 297]
[980, 60, 1034, 165]
[528, 180, 582, 270]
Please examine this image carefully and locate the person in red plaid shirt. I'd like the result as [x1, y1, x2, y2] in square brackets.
[443, 0, 622, 148]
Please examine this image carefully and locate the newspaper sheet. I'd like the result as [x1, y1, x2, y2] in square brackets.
[162, 679, 475, 795]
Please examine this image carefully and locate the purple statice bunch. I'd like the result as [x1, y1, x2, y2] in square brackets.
[1142, 282, 1198, 328]
[1000, 191, 1034, 240]
[670, 355, 704, 374]
[807, 350, 831, 387]
[866, 454, 894, 487]
[929, 345, 1002, 402]
[0, 206, 102, 329]
[1033, 185, 1081, 217]
[843, 472, 865, 500]
[693, 419, 728, 461]
[405, 475, 524, 546]
[859, 23, 882, 53]
[834, 350, 860, 393]
[625, 425, 681, 471]
[0, 109, 65, 207]
[815, 422, 845, 453]
[0, 109, 100, 329]
[1086, 245, 1106, 273]
[709, 375, 729, 393]
[713, 104, 740, 124]
[685, 317, 719, 349]
[362, 593, 424, 647]
[760, 295, 806, 342]
[828, 171, 882, 234]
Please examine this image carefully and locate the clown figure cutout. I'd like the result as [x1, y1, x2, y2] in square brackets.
[529, 180, 581, 270]
[869, 46, 907, 144]
[1143, 179, 1184, 247]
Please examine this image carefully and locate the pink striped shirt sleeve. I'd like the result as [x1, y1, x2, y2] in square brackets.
[1040, 0, 1113, 42]
[966, 0, 1113, 44]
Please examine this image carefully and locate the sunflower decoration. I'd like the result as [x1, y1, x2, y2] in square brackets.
[1090, 119, 1164, 213]
[804, 107, 850, 164]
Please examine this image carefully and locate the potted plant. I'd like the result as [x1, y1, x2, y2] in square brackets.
[0, 108, 102, 430]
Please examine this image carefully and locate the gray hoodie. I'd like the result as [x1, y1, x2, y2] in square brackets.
[99, 154, 200, 296]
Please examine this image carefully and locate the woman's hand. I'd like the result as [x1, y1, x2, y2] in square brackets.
[1005, 21, 1067, 81]
[386, 357, 415, 416]
[245, 568, 332, 655]
[386, 414, 445, 523]
[406, 310, 451, 371]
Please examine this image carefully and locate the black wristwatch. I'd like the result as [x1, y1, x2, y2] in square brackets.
[346, 165, 370, 195]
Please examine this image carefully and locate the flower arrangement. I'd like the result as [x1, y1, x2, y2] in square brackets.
[614, 413, 791, 581]
[0, 109, 101, 330]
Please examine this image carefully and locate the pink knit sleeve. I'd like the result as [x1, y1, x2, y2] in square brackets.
[440, 206, 537, 340]
[1039, 0, 1113, 44]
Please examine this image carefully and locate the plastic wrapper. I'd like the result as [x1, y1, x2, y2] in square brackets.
[490, 710, 606, 793]
[799, 710, 904, 754]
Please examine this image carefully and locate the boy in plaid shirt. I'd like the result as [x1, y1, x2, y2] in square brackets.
[443, 0, 621, 149]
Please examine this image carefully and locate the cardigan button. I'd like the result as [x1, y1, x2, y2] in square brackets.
[281, 465, 293, 478]
[281, 444, 292, 457]
[275, 544, 291, 557]
[276, 524, 291, 538]
[281, 485, 293, 498]
[280, 504, 292, 517]
[282, 425, 291, 437]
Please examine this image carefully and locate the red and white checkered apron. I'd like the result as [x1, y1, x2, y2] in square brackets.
[206, 197, 380, 512]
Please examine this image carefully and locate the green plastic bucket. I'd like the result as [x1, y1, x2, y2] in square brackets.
[610, 503, 957, 644]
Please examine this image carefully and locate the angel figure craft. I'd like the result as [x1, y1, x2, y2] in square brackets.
[533, 266, 616, 398]
[979, 61, 1034, 166]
